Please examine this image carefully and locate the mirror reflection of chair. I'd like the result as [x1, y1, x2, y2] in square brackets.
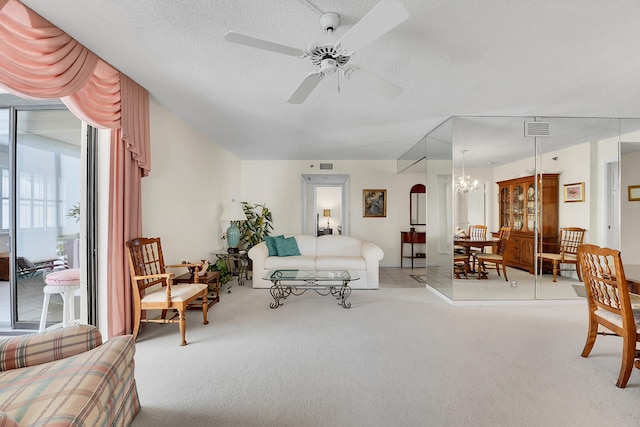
[125, 237, 209, 346]
[577, 243, 639, 388]
[467, 224, 487, 271]
[474, 227, 510, 281]
[538, 227, 586, 282]
[453, 254, 469, 279]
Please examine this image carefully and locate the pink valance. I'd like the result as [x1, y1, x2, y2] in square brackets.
[0, 0, 99, 99]
[61, 60, 122, 130]
[0, 0, 149, 172]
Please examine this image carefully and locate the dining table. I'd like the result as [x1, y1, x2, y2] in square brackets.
[454, 237, 500, 278]
[625, 265, 640, 295]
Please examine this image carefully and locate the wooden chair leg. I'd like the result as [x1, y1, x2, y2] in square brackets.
[202, 290, 209, 325]
[502, 261, 508, 281]
[552, 260, 559, 282]
[496, 263, 501, 277]
[616, 336, 636, 388]
[179, 310, 187, 346]
[581, 315, 598, 357]
[132, 309, 141, 340]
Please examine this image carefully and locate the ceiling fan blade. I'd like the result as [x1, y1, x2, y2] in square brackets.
[337, 0, 409, 53]
[343, 66, 403, 99]
[224, 31, 306, 57]
[287, 72, 324, 104]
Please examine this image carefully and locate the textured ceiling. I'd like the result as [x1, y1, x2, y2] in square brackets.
[20, 0, 640, 161]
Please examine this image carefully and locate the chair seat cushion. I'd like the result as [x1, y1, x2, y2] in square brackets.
[595, 308, 640, 331]
[141, 283, 207, 304]
[540, 253, 577, 262]
[476, 253, 503, 261]
[45, 268, 81, 286]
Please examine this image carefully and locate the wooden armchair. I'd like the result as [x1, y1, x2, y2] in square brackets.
[577, 243, 639, 388]
[125, 237, 209, 346]
[474, 227, 511, 281]
[538, 227, 585, 282]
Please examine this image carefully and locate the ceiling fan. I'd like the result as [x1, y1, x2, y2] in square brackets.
[224, 0, 409, 104]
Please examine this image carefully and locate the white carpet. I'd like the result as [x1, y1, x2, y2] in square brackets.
[131, 282, 640, 427]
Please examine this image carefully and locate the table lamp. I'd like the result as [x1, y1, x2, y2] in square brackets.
[220, 200, 247, 253]
[323, 209, 331, 228]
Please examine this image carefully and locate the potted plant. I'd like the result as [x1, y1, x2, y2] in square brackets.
[239, 202, 273, 250]
[208, 258, 232, 286]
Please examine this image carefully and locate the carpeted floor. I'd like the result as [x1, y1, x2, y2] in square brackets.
[131, 281, 640, 427]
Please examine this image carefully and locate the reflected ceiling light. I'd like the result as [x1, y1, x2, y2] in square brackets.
[455, 150, 478, 194]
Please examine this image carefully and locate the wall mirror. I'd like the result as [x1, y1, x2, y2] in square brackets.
[404, 115, 640, 302]
[410, 184, 426, 225]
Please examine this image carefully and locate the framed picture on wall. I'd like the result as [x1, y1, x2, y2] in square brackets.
[563, 182, 585, 202]
[629, 185, 640, 201]
[363, 189, 387, 217]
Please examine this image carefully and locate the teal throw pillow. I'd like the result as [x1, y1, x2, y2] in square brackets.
[264, 235, 283, 256]
[274, 236, 301, 257]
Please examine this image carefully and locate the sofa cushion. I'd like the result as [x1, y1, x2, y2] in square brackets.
[0, 325, 102, 371]
[264, 235, 283, 256]
[265, 255, 316, 270]
[317, 235, 363, 257]
[316, 255, 367, 270]
[291, 235, 317, 256]
[274, 236, 301, 257]
[0, 335, 140, 426]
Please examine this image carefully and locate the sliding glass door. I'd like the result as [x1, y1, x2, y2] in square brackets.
[0, 98, 84, 330]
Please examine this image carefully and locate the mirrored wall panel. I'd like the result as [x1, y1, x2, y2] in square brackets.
[411, 115, 640, 302]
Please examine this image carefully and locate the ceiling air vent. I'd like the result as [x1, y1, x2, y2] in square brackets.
[319, 163, 334, 170]
[524, 121, 551, 138]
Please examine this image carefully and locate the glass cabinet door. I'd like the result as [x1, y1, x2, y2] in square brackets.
[512, 184, 524, 231]
[500, 186, 510, 228]
[526, 182, 536, 232]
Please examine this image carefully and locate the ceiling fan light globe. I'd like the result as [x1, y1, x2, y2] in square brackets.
[320, 58, 337, 74]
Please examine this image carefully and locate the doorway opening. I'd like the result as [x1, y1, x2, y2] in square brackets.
[301, 174, 350, 236]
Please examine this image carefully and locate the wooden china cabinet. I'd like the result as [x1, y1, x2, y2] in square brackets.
[496, 174, 559, 273]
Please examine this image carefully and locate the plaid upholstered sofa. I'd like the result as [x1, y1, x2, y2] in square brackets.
[0, 325, 140, 426]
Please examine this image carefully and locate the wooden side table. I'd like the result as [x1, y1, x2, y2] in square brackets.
[400, 231, 426, 269]
[173, 271, 221, 311]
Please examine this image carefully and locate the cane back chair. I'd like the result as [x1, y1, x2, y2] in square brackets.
[539, 227, 586, 282]
[577, 243, 640, 388]
[126, 237, 209, 346]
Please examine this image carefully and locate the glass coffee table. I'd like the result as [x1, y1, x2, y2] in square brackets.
[265, 270, 359, 309]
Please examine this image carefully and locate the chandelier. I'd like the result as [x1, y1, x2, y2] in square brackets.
[455, 150, 478, 194]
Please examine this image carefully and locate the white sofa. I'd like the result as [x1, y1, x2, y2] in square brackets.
[248, 234, 384, 289]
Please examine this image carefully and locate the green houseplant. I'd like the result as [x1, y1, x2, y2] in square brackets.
[208, 258, 232, 285]
[239, 202, 273, 250]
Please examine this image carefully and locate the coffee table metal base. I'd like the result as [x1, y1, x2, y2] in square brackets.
[269, 282, 352, 309]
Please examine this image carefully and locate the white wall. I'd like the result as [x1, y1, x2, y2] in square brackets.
[241, 160, 425, 267]
[141, 101, 242, 264]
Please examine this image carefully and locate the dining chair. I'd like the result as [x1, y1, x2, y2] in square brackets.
[125, 237, 210, 346]
[538, 227, 586, 282]
[467, 224, 487, 271]
[577, 243, 640, 388]
[474, 227, 511, 281]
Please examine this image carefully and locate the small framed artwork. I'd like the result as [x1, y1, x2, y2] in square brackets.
[629, 185, 640, 201]
[363, 189, 387, 217]
[563, 182, 585, 203]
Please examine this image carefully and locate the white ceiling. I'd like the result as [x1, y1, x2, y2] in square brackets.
[19, 0, 640, 161]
